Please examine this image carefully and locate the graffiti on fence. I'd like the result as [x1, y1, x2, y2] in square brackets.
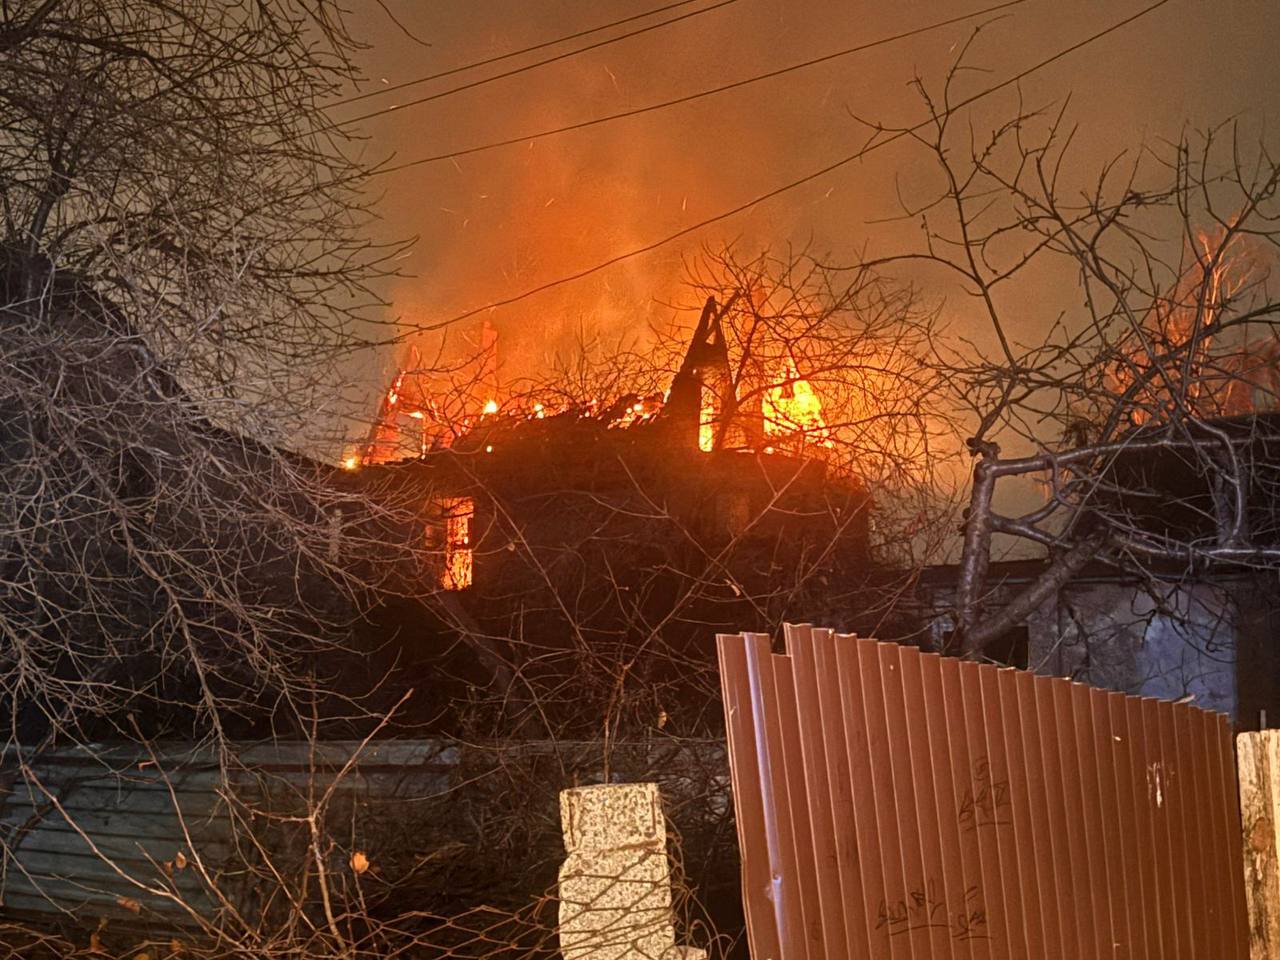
[718, 625, 1250, 960]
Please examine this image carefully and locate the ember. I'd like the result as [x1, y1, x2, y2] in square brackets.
[357, 296, 838, 467]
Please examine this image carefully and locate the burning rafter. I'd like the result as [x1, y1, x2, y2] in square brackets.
[350, 296, 836, 469]
[437, 496, 474, 591]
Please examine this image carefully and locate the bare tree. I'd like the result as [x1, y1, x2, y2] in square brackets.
[0, 4, 951, 944]
[0, 0, 426, 743]
[370, 247, 958, 742]
[857, 29, 1280, 656]
[0, 5, 469, 952]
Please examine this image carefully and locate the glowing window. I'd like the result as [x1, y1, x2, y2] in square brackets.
[436, 497, 474, 591]
[699, 381, 720, 452]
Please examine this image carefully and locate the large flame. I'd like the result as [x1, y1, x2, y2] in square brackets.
[763, 358, 832, 451]
[698, 391, 718, 453]
[1110, 225, 1278, 423]
[352, 307, 840, 467]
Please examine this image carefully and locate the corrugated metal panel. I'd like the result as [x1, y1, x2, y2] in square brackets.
[718, 625, 1250, 960]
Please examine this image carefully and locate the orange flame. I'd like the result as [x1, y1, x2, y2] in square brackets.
[438, 497, 474, 591]
[763, 359, 832, 450]
[1110, 223, 1278, 423]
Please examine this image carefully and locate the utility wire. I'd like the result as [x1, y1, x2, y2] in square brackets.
[409, 0, 1176, 332]
[373, 0, 1030, 177]
[333, 0, 715, 108]
[316, 0, 739, 136]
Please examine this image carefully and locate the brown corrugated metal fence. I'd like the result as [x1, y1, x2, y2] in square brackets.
[718, 625, 1250, 960]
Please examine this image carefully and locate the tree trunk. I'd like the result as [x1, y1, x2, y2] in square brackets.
[963, 536, 1102, 655]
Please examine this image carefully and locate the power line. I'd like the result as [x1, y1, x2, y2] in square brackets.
[269, 0, 1018, 205]
[373, 0, 1030, 177]
[407, 0, 1176, 333]
[333, 0, 715, 108]
[316, 0, 740, 136]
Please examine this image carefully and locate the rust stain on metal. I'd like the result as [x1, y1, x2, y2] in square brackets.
[717, 626, 1249, 960]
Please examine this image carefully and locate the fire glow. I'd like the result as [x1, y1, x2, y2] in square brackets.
[764, 359, 833, 449]
[1111, 226, 1280, 423]
[355, 365, 832, 466]
[438, 497, 474, 591]
[353, 311, 835, 468]
[348, 299, 841, 593]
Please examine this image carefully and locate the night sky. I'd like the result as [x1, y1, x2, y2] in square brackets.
[334, 0, 1280, 460]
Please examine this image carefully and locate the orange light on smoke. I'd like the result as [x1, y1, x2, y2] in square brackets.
[1108, 223, 1278, 421]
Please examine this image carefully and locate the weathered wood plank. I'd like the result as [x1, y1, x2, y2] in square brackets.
[1, 805, 226, 839]
[9, 829, 230, 863]
[5, 740, 461, 769]
[0, 737, 731, 930]
[1237, 729, 1280, 960]
[0, 882, 211, 921]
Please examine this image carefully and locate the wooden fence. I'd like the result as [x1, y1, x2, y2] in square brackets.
[1237, 729, 1280, 959]
[718, 625, 1251, 960]
[0, 738, 729, 930]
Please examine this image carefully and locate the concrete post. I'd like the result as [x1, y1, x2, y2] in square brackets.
[557, 782, 705, 960]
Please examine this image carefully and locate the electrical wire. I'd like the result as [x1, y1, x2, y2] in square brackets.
[372, 0, 1030, 177]
[316, 0, 740, 136]
[333, 0, 716, 108]
[407, 0, 1177, 333]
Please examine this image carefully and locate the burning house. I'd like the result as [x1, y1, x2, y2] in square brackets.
[335, 297, 877, 734]
[0, 255, 882, 742]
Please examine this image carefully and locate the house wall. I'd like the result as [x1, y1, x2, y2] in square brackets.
[1226, 574, 1280, 730]
[1027, 580, 1239, 717]
[917, 567, 1280, 725]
